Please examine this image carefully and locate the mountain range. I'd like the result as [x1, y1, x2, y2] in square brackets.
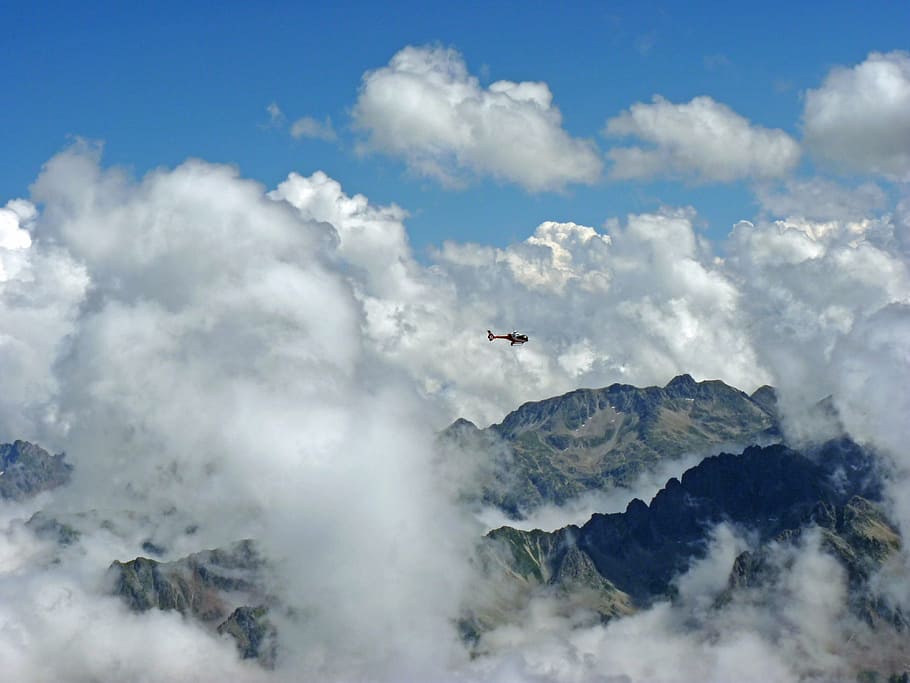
[442, 373, 779, 514]
[5, 374, 907, 679]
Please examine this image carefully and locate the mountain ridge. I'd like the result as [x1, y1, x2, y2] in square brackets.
[470, 437, 901, 662]
[443, 374, 780, 514]
[8, 375, 906, 679]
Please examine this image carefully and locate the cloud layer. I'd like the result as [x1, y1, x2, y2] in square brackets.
[352, 45, 602, 191]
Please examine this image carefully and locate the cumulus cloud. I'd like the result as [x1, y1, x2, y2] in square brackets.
[270, 170, 418, 300]
[0, 199, 34, 251]
[290, 116, 337, 142]
[0, 196, 88, 441]
[352, 45, 603, 191]
[605, 95, 800, 182]
[0, 144, 484, 681]
[419, 209, 769, 423]
[727, 211, 910, 436]
[803, 51, 910, 180]
[282, 203, 769, 427]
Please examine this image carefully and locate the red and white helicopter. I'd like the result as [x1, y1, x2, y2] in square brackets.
[487, 329, 529, 346]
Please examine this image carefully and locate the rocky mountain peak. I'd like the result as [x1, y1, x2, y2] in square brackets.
[0, 440, 72, 500]
[444, 375, 780, 514]
[664, 373, 697, 392]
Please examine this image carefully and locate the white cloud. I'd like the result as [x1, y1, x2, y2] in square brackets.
[755, 177, 886, 223]
[271, 170, 418, 300]
[0, 144, 483, 681]
[290, 116, 337, 141]
[0, 195, 88, 441]
[0, 200, 34, 251]
[274, 173, 804, 429]
[803, 51, 910, 180]
[352, 45, 602, 191]
[727, 209, 910, 447]
[605, 95, 801, 182]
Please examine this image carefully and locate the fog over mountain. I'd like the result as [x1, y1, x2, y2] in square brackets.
[0, 135, 909, 681]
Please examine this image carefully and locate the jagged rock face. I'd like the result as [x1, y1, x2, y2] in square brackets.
[489, 438, 894, 608]
[444, 375, 779, 514]
[721, 495, 901, 593]
[109, 540, 276, 666]
[217, 606, 278, 669]
[465, 525, 635, 640]
[0, 440, 72, 500]
[838, 497, 901, 570]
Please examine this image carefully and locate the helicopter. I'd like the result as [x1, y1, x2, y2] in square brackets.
[487, 329, 529, 346]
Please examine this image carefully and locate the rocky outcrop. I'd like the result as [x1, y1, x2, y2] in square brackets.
[217, 606, 278, 668]
[109, 540, 276, 667]
[0, 440, 72, 500]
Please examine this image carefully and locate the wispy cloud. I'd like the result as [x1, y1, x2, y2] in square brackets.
[290, 115, 337, 141]
[262, 101, 286, 129]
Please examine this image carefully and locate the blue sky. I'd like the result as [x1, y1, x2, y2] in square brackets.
[4, 0, 909, 253]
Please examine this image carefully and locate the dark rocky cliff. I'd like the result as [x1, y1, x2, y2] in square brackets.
[486, 438, 893, 609]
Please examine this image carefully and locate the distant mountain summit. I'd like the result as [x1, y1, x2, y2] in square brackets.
[0, 440, 72, 500]
[444, 374, 779, 514]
